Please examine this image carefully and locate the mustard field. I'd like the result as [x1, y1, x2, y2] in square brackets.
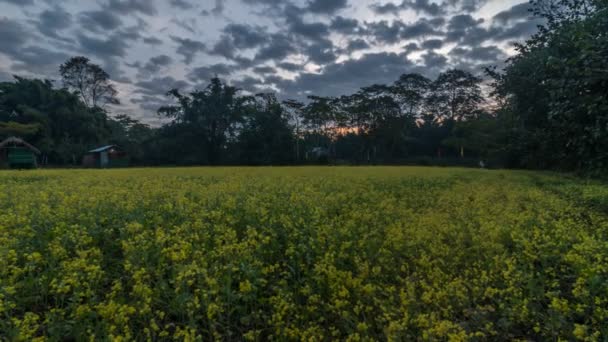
[1, 167, 607, 341]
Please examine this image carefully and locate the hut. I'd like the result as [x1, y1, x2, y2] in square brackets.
[0, 137, 41, 169]
[83, 145, 129, 168]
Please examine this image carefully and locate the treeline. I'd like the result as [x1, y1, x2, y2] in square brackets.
[1, 0, 606, 173]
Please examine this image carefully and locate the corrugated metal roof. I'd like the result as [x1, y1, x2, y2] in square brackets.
[88, 145, 116, 153]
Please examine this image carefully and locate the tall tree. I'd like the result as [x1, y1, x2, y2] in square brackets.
[283, 99, 305, 162]
[158, 77, 243, 165]
[427, 69, 484, 122]
[60, 56, 119, 109]
[237, 93, 294, 165]
[392, 73, 431, 119]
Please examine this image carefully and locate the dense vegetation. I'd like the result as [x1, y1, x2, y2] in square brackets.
[0, 0, 605, 173]
[1, 167, 607, 340]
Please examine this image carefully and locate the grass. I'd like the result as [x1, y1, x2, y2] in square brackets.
[1, 167, 607, 340]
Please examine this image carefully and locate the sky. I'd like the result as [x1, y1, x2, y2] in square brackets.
[0, 0, 543, 124]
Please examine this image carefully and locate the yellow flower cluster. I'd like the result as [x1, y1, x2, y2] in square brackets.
[1, 167, 607, 340]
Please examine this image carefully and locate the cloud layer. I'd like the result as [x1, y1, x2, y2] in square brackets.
[0, 0, 541, 122]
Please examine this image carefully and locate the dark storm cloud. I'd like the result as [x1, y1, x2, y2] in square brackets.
[0, 18, 68, 75]
[277, 62, 302, 72]
[371, 0, 444, 16]
[170, 0, 194, 10]
[107, 0, 157, 16]
[137, 55, 173, 77]
[365, 20, 406, 44]
[305, 39, 337, 65]
[421, 51, 448, 69]
[345, 39, 370, 53]
[421, 39, 443, 50]
[445, 14, 495, 45]
[79, 10, 123, 32]
[370, 2, 402, 15]
[449, 0, 489, 13]
[279, 52, 413, 98]
[130, 94, 173, 113]
[493, 2, 532, 24]
[449, 45, 506, 62]
[0, 0, 540, 121]
[187, 63, 234, 82]
[171, 18, 197, 34]
[171, 36, 206, 64]
[495, 20, 543, 41]
[254, 33, 296, 63]
[330, 16, 361, 35]
[366, 18, 443, 44]
[135, 76, 190, 96]
[371, 0, 488, 16]
[253, 66, 277, 74]
[0, 0, 34, 5]
[402, 0, 444, 16]
[78, 33, 128, 57]
[0, 18, 31, 55]
[402, 42, 420, 55]
[307, 0, 349, 14]
[217, 23, 269, 54]
[143, 37, 163, 45]
[230, 75, 266, 93]
[35, 6, 72, 39]
[11, 46, 69, 75]
[283, 5, 330, 42]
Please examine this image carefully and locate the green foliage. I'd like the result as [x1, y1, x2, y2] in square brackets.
[489, 0, 608, 173]
[1, 167, 608, 340]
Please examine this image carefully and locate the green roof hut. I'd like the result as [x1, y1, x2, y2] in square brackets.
[0, 137, 41, 169]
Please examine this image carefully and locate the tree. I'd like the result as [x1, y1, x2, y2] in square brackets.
[0, 76, 114, 164]
[392, 73, 431, 119]
[427, 69, 484, 122]
[283, 99, 305, 162]
[489, 0, 608, 172]
[60, 56, 119, 109]
[158, 77, 243, 165]
[237, 93, 294, 165]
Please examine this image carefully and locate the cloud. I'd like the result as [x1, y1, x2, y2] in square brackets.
[345, 39, 370, 53]
[137, 54, 173, 77]
[449, 45, 506, 62]
[279, 52, 413, 98]
[305, 39, 337, 65]
[0, 0, 541, 121]
[171, 36, 205, 64]
[78, 33, 129, 58]
[370, 0, 444, 16]
[78, 10, 123, 32]
[493, 2, 532, 24]
[187, 63, 235, 82]
[254, 33, 296, 63]
[135, 76, 190, 96]
[306, 0, 349, 14]
[330, 16, 361, 35]
[0, 0, 34, 5]
[169, 0, 194, 10]
[421, 51, 448, 69]
[0, 18, 31, 55]
[143, 37, 163, 45]
[421, 39, 443, 50]
[35, 6, 73, 39]
[106, 0, 157, 16]
[11, 46, 69, 75]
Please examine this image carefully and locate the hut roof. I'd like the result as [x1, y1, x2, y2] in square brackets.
[0, 136, 41, 154]
[88, 145, 116, 153]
